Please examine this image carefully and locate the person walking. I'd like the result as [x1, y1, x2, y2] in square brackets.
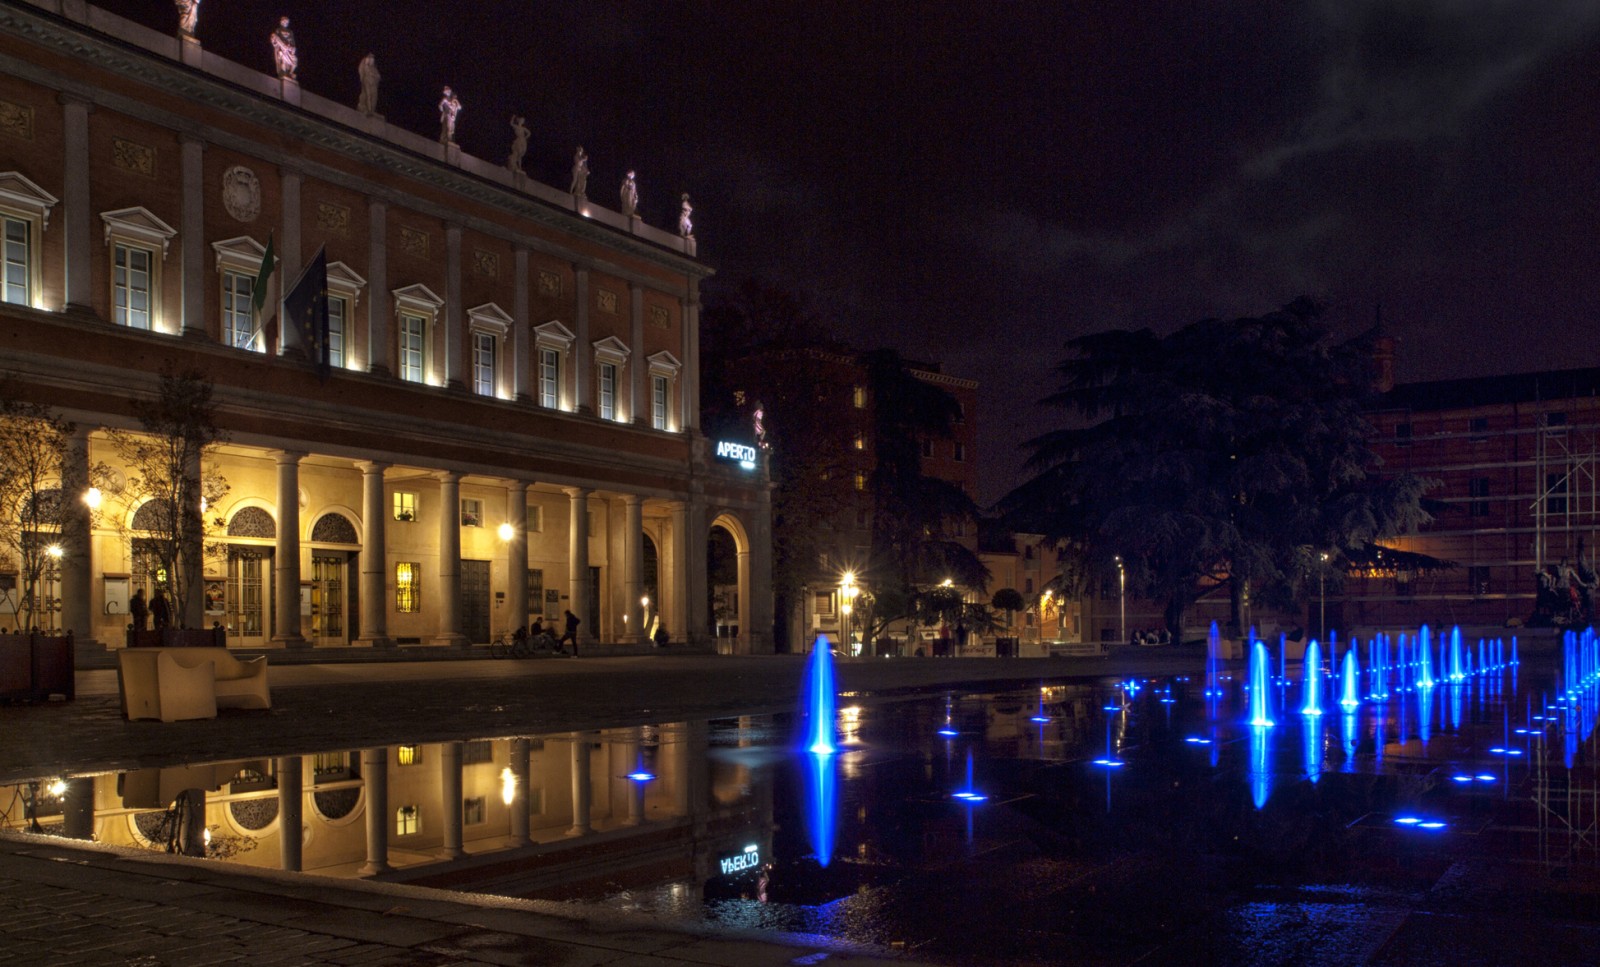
[150, 589, 171, 632]
[129, 588, 149, 632]
[558, 609, 581, 655]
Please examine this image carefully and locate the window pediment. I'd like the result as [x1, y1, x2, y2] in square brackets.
[211, 235, 271, 273]
[534, 320, 575, 350]
[104, 206, 178, 257]
[326, 260, 366, 302]
[392, 283, 444, 316]
[592, 335, 630, 366]
[467, 302, 512, 334]
[0, 171, 59, 228]
[647, 350, 681, 377]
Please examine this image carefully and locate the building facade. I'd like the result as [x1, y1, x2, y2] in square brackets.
[0, 1, 772, 653]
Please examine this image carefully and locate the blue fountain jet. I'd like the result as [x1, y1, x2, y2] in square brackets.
[1301, 640, 1324, 716]
[1250, 640, 1276, 727]
[1339, 648, 1362, 711]
[804, 635, 838, 755]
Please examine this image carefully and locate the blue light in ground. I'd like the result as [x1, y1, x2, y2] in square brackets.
[1488, 747, 1523, 756]
[1395, 816, 1422, 825]
[1451, 775, 1474, 783]
[952, 791, 988, 803]
[937, 727, 960, 737]
[1092, 758, 1125, 767]
[1030, 715, 1051, 723]
[1103, 705, 1123, 712]
[1476, 774, 1496, 781]
[1418, 822, 1447, 830]
[626, 771, 656, 782]
[1185, 737, 1212, 744]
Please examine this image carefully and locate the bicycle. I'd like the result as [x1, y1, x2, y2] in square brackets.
[490, 632, 531, 660]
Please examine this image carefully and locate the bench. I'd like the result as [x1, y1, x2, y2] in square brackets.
[117, 647, 270, 722]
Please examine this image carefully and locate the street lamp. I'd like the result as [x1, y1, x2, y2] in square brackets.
[1115, 556, 1126, 645]
[1318, 551, 1329, 640]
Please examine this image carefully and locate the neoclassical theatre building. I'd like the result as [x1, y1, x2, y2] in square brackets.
[0, 2, 773, 653]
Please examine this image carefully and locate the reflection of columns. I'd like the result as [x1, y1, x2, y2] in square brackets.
[60, 95, 92, 310]
[506, 481, 529, 633]
[444, 225, 464, 389]
[512, 248, 531, 401]
[573, 267, 591, 413]
[509, 737, 531, 846]
[62, 777, 94, 840]
[278, 756, 303, 872]
[441, 742, 464, 859]
[565, 487, 591, 640]
[180, 136, 206, 338]
[670, 501, 690, 645]
[566, 732, 592, 837]
[272, 451, 307, 648]
[365, 198, 390, 375]
[359, 748, 392, 875]
[433, 471, 466, 646]
[354, 461, 392, 648]
[685, 491, 709, 644]
[60, 428, 92, 642]
[625, 732, 644, 826]
[623, 494, 643, 642]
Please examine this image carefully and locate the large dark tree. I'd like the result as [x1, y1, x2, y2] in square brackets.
[1001, 300, 1431, 638]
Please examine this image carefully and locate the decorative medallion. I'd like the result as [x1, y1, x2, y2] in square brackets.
[0, 99, 33, 141]
[537, 269, 562, 298]
[316, 202, 351, 236]
[596, 288, 618, 314]
[111, 138, 155, 177]
[472, 249, 499, 279]
[221, 165, 261, 222]
[649, 305, 669, 329]
[399, 227, 429, 258]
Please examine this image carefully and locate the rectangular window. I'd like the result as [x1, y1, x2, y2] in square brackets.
[327, 295, 347, 368]
[311, 752, 352, 781]
[1469, 566, 1490, 596]
[539, 348, 560, 408]
[1394, 422, 1412, 446]
[114, 243, 153, 330]
[1547, 473, 1569, 515]
[852, 385, 867, 409]
[1546, 412, 1568, 429]
[651, 374, 669, 430]
[814, 590, 835, 616]
[395, 805, 420, 835]
[472, 331, 496, 396]
[1024, 577, 1034, 594]
[463, 796, 486, 825]
[1469, 417, 1488, 440]
[954, 442, 966, 462]
[598, 362, 617, 421]
[1469, 477, 1490, 517]
[399, 313, 426, 383]
[526, 504, 543, 533]
[222, 270, 256, 350]
[460, 497, 482, 527]
[2, 216, 30, 307]
[393, 492, 416, 522]
[853, 471, 867, 492]
[463, 740, 493, 764]
[396, 745, 421, 766]
[396, 561, 421, 613]
[955, 402, 966, 424]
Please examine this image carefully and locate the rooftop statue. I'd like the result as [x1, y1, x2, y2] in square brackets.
[438, 86, 462, 145]
[620, 170, 639, 217]
[569, 146, 590, 196]
[271, 16, 297, 80]
[508, 115, 529, 172]
[678, 193, 693, 237]
[175, 0, 199, 38]
[357, 53, 380, 116]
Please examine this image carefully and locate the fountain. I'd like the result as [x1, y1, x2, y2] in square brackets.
[803, 635, 838, 755]
[800, 635, 840, 867]
[1249, 640, 1275, 727]
[1419, 624, 1436, 688]
[1339, 648, 1361, 711]
[1301, 640, 1324, 716]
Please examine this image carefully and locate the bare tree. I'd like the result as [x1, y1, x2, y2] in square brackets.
[106, 367, 228, 625]
[0, 392, 73, 633]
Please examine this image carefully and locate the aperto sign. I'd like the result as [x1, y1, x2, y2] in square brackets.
[719, 843, 761, 876]
[714, 440, 758, 470]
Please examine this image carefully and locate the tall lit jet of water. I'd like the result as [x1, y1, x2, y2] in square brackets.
[1339, 648, 1361, 711]
[804, 635, 838, 755]
[1301, 640, 1324, 716]
[1450, 626, 1464, 682]
[1418, 624, 1435, 689]
[1249, 640, 1275, 727]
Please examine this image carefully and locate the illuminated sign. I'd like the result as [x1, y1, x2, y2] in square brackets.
[719, 843, 761, 876]
[714, 440, 758, 470]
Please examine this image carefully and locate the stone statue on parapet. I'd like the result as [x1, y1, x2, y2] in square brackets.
[570, 147, 590, 196]
[357, 53, 380, 115]
[508, 115, 530, 172]
[438, 86, 462, 145]
[678, 193, 693, 237]
[620, 170, 639, 217]
[175, 0, 199, 38]
[271, 17, 297, 80]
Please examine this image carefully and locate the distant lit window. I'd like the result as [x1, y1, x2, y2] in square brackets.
[539, 348, 560, 408]
[2, 215, 31, 306]
[113, 242, 154, 329]
[399, 313, 426, 383]
[396, 561, 421, 613]
[463, 740, 493, 764]
[852, 385, 866, 409]
[857, 434, 867, 451]
[598, 362, 617, 421]
[222, 270, 257, 350]
[326, 295, 347, 368]
[472, 331, 497, 396]
[651, 374, 669, 430]
[393, 492, 416, 522]
[460, 497, 482, 527]
[395, 804, 420, 835]
[397, 745, 421, 766]
[854, 471, 867, 492]
[463, 796, 486, 825]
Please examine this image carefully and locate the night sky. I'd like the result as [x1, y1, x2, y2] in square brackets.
[92, 1, 1600, 504]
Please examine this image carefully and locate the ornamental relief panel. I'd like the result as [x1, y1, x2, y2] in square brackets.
[472, 249, 498, 279]
[111, 138, 155, 177]
[537, 269, 562, 298]
[221, 165, 261, 222]
[315, 202, 351, 236]
[596, 287, 617, 314]
[399, 227, 429, 258]
[0, 99, 33, 141]
[649, 305, 669, 329]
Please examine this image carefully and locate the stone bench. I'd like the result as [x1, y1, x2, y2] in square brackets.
[117, 647, 271, 722]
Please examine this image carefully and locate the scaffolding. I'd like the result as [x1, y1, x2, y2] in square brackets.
[1531, 409, 1599, 577]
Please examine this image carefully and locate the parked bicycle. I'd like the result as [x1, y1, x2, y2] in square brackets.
[490, 629, 560, 659]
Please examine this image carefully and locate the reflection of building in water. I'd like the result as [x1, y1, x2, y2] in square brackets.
[1, 723, 774, 898]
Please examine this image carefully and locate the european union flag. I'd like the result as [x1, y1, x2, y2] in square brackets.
[283, 245, 329, 381]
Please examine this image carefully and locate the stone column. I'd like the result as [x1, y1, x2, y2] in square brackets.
[440, 741, 465, 859]
[278, 167, 303, 357]
[506, 481, 529, 634]
[60, 427, 92, 642]
[566, 732, 592, 837]
[354, 461, 392, 648]
[682, 298, 700, 432]
[749, 485, 775, 654]
[272, 451, 307, 648]
[365, 199, 390, 376]
[180, 136, 207, 339]
[685, 490, 710, 643]
[509, 737, 531, 846]
[623, 494, 644, 642]
[59, 94, 92, 311]
[443, 224, 464, 390]
[512, 248, 531, 401]
[670, 501, 691, 647]
[573, 267, 591, 413]
[277, 756, 303, 872]
[629, 285, 645, 424]
[432, 471, 466, 646]
[359, 747, 392, 875]
[565, 487, 591, 643]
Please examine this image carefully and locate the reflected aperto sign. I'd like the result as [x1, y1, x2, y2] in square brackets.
[719, 843, 761, 876]
[714, 440, 758, 469]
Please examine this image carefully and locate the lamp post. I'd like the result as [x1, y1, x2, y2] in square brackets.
[1318, 551, 1329, 641]
[1115, 556, 1126, 645]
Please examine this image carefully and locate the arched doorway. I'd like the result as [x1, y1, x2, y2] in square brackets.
[707, 517, 750, 653]
[224, 506, 276, 648]
[308, 512, 360, 646]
